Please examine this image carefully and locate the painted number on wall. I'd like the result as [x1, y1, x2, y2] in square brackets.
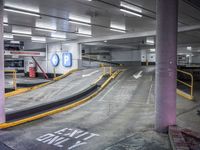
[62, 53, 72, 67]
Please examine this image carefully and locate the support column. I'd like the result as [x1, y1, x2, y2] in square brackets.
[0, 0, 5, 123]
[155, 0, 178, 132]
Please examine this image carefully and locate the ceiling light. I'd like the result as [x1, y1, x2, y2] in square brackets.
[10, 41, 20, 44]
[77, 33, 92, 37]
[3, 23, 8, 26]
[51, 32, 66, 39]
[120, 9, 142, 17]
[69, 14, 91, 25]
[13, 34, 32, 38]
[4, 8, 40, 17]
[32, 36, 46, 43]
[110, 28, 126, 33]
[12, 26, 32, 35]
[35, 28, 56, 33]
[69, 20, 91, 27]
[120, 1, 142, 13]
[187, 46, 192, 51]
[150, 49, 155, 52]
[4, 33, 13, 39]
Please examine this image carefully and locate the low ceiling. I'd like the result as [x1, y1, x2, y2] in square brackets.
[3, 0, 200, 52]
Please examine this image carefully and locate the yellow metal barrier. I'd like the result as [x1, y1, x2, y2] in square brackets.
[101, 66, 114, 76]
[176, 69, 194, 100]
[5, 70, 17, 90]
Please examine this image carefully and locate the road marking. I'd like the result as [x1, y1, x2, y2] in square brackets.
[82, 70, 99, 78]
[36, 127, 99, 149]
[146, 76, 153, 104]
[133, 71, 143, 79]
[98, 79, 121, 102]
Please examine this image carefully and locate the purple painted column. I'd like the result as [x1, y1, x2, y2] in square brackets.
[155, 0, 178, 132]
[0, 0, 5, 123]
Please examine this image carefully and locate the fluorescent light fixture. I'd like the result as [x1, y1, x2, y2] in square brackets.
[32, 41, 46, 43]
[4, 8, 40, 17]
[150, 49, 155, 52]
[77, 33, 92, 37]
[69, 20, 91, 27]
[35, 28, 56, 33]
[32, 36, 46, 43]
[12, 26, 32, 35]
[120, 1, 142, 13]
[13, 34, 32, 38]
[120, 9, 142, 17]
[35, 19, 57, 32]
[51, 32, 66, 39]
[146, 40, 154, 44]
[50, 38, 66, 41]
[110, 28, 126, 33]
[3, 23, 8, 26]
[4, 33, 13, 39]
[3, 16, 8, 23]
[187, 46, 192, 51]
[69, 14, 91, 25]
[10, 41, 20, 44]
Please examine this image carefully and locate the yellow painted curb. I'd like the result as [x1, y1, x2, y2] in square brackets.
[176, 89, 193, 100]
[5, 69, 78, 98]
[0, 70, 123, 129]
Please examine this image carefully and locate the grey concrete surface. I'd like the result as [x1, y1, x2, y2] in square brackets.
[5, 74, 50, 89]
[5, 68, 102, 112]
[0, 66, 199, 150]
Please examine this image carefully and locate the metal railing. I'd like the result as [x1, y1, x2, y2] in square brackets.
[5, 70, 17, 90]
[177, 69, 194, 100]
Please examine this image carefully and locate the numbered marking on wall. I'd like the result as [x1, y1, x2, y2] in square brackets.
[36, 127, 100, 149]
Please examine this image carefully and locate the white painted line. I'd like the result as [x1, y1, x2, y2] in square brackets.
[146, 83, 153, 104]
[98, 79, 121, 102]
[82, 70, 99, 78]
[133, 71, 143, 79]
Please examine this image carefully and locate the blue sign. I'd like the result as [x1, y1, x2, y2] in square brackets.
[51, 54, 60, 67]
[62, 53, 72, 67]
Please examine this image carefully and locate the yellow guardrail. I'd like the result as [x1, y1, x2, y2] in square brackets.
[5, 70, 17, 90]
[5, 69, 78, 98]
[0, 69, 123, 129]
[176, 69, 194, 100]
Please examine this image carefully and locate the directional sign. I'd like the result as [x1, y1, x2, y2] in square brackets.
[62, 53, 72, 67]
[51, 54, 60, 67]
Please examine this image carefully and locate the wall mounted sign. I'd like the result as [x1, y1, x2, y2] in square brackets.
[62, 53, 72, 67]
[51, 54, 60, 67]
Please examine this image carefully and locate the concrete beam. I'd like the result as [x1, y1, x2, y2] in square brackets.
[79, 25, 200, 44]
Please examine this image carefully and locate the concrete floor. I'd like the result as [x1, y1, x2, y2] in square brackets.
[5, 68, 102, 112]
[0, 66, 200, 150]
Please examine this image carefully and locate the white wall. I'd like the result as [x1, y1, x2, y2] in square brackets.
[141, 50, 156, 63]
[25, 42, 81, 74]
[111, 50, 141, 62]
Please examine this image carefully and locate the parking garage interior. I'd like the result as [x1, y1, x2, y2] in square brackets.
[0, 0, 200, 150]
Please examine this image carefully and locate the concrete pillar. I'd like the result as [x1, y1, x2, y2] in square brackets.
[155, 0, 178, 132]
[0, 0, 5, 123]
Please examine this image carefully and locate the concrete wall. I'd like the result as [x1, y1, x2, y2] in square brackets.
[111, 50, 141, 62]
[141, 50, 156, 63]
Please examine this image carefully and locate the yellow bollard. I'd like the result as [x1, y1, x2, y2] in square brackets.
[53, 68, 56, 78]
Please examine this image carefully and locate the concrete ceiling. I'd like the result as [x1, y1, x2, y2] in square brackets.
[3, 0, 200, 52]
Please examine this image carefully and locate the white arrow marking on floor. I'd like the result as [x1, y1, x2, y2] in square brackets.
[82, 70, 99, 78]
[133, 71, 143, 79]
